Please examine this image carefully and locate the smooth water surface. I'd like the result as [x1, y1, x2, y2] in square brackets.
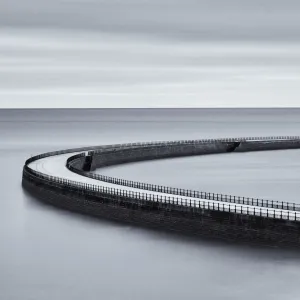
[1, 108, 300, 300]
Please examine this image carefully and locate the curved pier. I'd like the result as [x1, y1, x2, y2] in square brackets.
[22, 136, 300, 247]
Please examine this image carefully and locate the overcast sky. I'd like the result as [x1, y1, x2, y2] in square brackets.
[1, 0, 300, 108]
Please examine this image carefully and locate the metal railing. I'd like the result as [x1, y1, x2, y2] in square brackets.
[24, 163, 300, 222]
[65, 137, 300, 213]
[72, 166, 300, 212]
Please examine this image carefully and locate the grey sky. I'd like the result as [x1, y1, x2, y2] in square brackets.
[1, 0, 300, 108]
[1, 0, 300, 42]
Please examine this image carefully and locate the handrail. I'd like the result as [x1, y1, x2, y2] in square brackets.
[66, 144, 300, 212]
[23, 163, 300, 221]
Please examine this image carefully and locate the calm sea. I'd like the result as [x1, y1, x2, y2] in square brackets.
[1, 108, 300, 300]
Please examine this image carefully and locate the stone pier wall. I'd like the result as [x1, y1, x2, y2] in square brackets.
[22, 137, 300, 248]
[22, 170, 300, 248]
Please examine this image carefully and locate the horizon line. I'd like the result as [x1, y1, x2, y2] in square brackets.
[1, 107, 300, 110]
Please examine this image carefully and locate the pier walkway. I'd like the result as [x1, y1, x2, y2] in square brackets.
[28, 148, 300, 221]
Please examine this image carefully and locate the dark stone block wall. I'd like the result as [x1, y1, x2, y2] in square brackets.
[22, 169, 300, 248]
[89, 140, 300, 170]
[236, 140, 300, 152]
[22, 138, 300, 248]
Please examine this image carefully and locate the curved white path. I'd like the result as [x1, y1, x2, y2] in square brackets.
[28, 151, 300, 221]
